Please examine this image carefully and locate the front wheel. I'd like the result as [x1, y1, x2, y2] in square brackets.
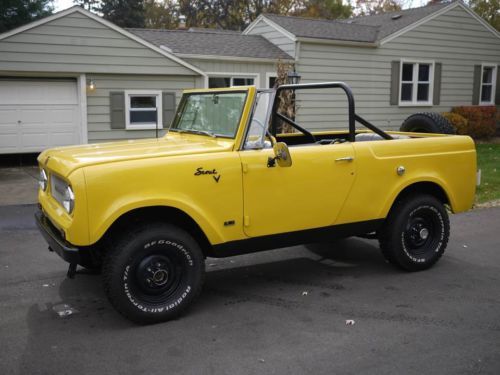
[103, 223, 205, 324]
[379, 194, 450, 271]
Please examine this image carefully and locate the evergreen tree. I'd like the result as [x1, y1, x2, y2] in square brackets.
[100, 0, 146, 28]
[0, 0, 53, 33]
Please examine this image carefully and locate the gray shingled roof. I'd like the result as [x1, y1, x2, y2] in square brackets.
[264, 14, 379, 42]
[264, 2, 452, 43]
[127, 28, 293, 60]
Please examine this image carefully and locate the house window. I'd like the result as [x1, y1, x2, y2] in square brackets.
[266, 73, 277, 89]
[125, 91, 162, 130]
[208, 76, 255, 88]
[480, 65, 497, 104]
[400, 61, 434, 105]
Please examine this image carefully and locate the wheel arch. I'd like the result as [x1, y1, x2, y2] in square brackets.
[381, 180, 454, 218]
[95, 205, 216, 258]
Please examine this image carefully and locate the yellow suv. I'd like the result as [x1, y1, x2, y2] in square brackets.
[36, 82, 476, 324]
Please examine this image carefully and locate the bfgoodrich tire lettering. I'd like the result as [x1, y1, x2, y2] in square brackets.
[379, 194, 450, 271]
[103, 223, 205, 324]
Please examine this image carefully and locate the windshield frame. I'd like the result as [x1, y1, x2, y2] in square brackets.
[240, 89, 276, 151]
[168, 90, 249, 139]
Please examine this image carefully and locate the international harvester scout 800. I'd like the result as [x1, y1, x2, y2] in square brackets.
[36, 83, 476, 323]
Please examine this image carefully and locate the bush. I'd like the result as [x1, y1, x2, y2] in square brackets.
[441, 112, 468, 135]
[451, 106, 497, 139]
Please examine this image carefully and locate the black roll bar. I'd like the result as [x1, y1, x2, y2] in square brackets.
[272, 81, 393, 142]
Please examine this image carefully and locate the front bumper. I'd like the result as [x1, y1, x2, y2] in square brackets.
[35, 209, 80, 264]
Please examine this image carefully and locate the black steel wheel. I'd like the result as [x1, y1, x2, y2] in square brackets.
[103, 223, 205, 324]
[379, 194, 450, 271]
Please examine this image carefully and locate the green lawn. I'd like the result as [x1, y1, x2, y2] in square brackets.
[476, 144, 500, 203]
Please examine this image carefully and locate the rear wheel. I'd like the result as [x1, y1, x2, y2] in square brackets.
[379, 194, 449, 271]
[103, 223, 205, 324]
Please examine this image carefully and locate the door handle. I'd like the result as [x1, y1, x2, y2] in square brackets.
[335, 156, 354, 162]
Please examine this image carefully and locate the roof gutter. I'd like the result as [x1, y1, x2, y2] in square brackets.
[296, 37, 379, 48]
[173, 53, 294, 63]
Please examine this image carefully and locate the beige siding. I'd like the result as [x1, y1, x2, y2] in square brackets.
[0, 12, 196, 75]
[246, 19, 296, 58]
[186, 58, 278, 88]
[87, 74, 196, 142]
[296, 5, 500, 131]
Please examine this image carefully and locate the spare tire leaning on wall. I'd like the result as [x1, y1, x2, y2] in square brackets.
[400, 112, 456, 134]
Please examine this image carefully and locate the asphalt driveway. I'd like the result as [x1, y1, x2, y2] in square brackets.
[0, 204, 499, 375]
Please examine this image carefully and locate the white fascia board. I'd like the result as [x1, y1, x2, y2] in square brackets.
[175, 53, 293, 64]
[297, 37, 378, 48]
[73, 8, 207, 76]
[458, 3, 500, 40]
[0, 6, 206, 77]
[243, 14, 297, 42]
[380, 2, 460, 45]
[0, 6, 82, 41]
[242, 14, 265, 35]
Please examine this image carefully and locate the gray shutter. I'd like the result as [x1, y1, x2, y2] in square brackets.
[472, 65, 481, 105]
[390, 61, 400, 105]
[162, 92, 176, 128]
[495, 65, 500, 105]
[110, 91, 125, 129]
[433, 63, 442, 106]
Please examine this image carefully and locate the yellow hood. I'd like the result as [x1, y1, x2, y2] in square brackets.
[38, 133, 235, 177]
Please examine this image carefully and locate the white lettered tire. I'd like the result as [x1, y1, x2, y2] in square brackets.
[103, 223, 205, 324]
[379, 194, 450, 271]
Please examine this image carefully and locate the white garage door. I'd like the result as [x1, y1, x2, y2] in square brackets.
[0, 79, 81, 154]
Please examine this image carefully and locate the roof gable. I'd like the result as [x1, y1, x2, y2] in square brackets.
[0, 6, 205, 75]
[251, 1, 499, 45]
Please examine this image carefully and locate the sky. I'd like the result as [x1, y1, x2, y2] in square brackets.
[52, 0, 429, 13]
[54, 0, 75, 12]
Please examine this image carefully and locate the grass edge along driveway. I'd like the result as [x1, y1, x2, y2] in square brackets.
[476, 143, 499, 203]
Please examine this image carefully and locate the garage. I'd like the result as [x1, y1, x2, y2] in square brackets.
[0, 79, 81, 154]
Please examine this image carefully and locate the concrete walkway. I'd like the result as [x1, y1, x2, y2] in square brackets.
[0, 167, 39, 206]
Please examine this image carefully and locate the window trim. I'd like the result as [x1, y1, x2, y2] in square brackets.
[479, 63, 497, 105]
[125, 90, 162, 130]
[398, 59, 435, 107]
[204, 72, 260, 89]
[265, 72, 278, 89]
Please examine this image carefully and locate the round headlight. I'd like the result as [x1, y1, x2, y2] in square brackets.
[39, 169, 48, 191]
[62, 185, 75, 214]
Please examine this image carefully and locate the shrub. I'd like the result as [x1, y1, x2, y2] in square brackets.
[451, 106, 497, 139]
[441, 112, 468, 135]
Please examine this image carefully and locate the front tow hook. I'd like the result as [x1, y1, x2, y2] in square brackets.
[67, 263, 77, 279]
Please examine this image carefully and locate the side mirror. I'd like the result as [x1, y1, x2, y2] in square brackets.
[272, 142, 292, 167]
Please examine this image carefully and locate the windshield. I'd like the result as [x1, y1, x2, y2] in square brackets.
[170, 91, 247, 138]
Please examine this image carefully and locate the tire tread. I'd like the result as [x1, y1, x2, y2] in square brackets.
[400, 112, 455, 134]
[378, 194, 450, 271]
[102, 222, 205, 324]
